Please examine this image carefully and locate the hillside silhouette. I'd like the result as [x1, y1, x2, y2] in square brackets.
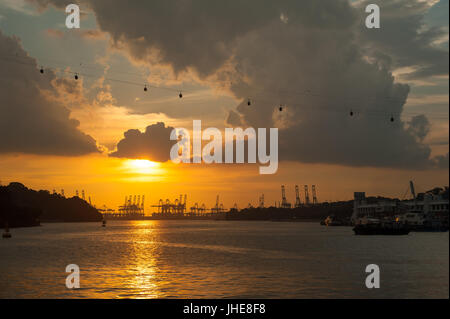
[0, 182, 102, 227]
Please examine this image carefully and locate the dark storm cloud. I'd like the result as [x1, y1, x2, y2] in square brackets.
[30, 0, 447, 79]
[0, 30, 100, 155]
[30, 0, 448, 168]
[29, 0, 356, 76]
[110, 122, 176, 162]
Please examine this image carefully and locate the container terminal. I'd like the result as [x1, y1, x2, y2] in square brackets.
[95, 182, 448, 231]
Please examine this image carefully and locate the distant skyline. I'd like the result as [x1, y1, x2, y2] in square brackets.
[0, 0, 448, 209]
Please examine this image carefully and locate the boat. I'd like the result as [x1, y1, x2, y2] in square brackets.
[2, 223, 12, 239]
[352, 216, 410, 235]
[321, 215, 350, 226]
[353, 223, 410, 235]
[396, 212, 449, 232]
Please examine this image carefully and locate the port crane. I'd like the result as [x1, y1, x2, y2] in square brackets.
[304, 185, 310, 206]
[295, 185, 302, 208]
[312, 185, 318, 205]
[211, 195, 225, 214]
[281, 185, 292, 208]
[259, 194, 265, 208]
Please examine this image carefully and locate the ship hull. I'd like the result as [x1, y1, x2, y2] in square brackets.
[353, 224, 410, 235]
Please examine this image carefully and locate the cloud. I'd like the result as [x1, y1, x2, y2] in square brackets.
[109, 122, 176, 162]
[44, 28, 106, 41]
[2, 0, 38, 15]
[78, 29, 107, 40]
[407, 115, 431, 142]
[31, 0, 447, 79]
[29, 0, 448, 168]
[433, 152, 449, 169]
[226, 110, 242, 127]
[223, 7, 437, 169]
[357, 0, 449, 79]
[44, 28, 64, 38]
[45, 28, 106, 41]
[30, 0, 357, 76]
[0, 30, 100, 156]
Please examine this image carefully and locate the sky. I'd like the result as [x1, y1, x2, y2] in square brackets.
[0, 0, 448, 211]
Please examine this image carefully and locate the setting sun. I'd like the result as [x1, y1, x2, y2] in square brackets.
[129, 159, 160, 169]
[125, 159, 160, 172]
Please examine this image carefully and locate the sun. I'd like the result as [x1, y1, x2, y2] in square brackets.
[129, 159, 159, 169]
[124, 159, 161, 174]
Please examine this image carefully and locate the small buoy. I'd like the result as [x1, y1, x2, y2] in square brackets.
[279, 106, 283, 112]
[390, 115, 395, 122]
[74, 73, 79, 80]
[40, 68, 44, 74]
[247, 99, 251, 106]
[144, 85, 148, 92]
[350, 110, 354, 117]
[102, 219, 106, 227]
[179, 92, 183, 98]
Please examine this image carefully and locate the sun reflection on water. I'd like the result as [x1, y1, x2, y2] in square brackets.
[123, 221, 161, 298]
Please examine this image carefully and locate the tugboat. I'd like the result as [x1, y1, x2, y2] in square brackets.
[2, 222, 12, 239]
[321, 215, 344, 226]
[353, 218, 410, 235]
